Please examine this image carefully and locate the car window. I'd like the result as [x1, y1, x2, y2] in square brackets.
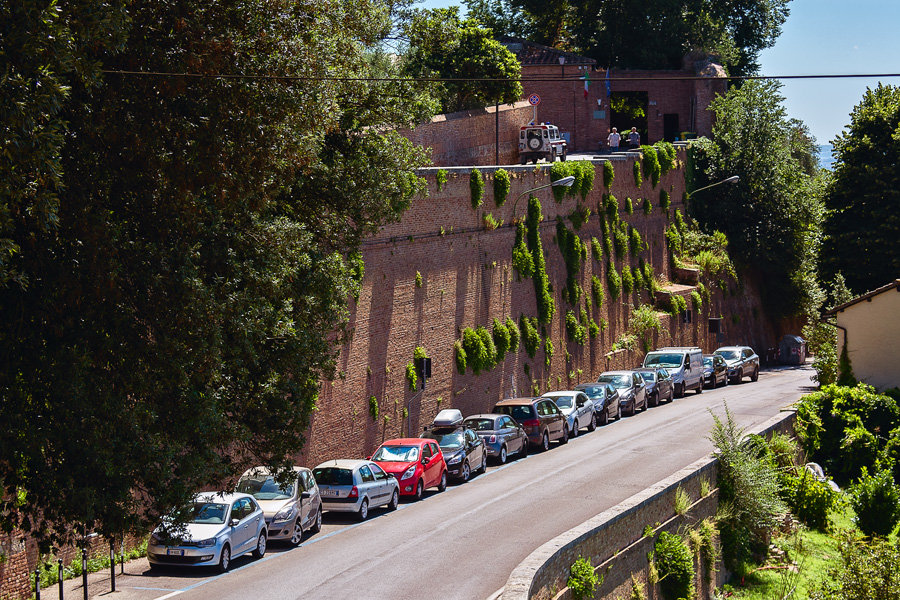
[313, 467, 353, 486]
[550, 395, 574, 409]
[598, 374, 631, 388]
[466, 429, 478, 444]
[359, 465, 374, 483]
[231, 498, 246, 521]
[237, 474, 294, 501]
[302, 471, 315, 490]
[421, 444, 433, 459]
[369, 463, 388, 480]
[190, 502, 228, 525]
[430, 443, 441, 457]
[644, 353, 682, 368]
[465, 418, 495, 432]
[295, 474, 306, 493]
[245, 498, 258, 518]
[546, 401, 560, 415]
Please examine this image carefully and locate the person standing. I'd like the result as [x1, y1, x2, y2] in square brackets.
[628, 127, 640, 149]
[607, 127, 620, 153]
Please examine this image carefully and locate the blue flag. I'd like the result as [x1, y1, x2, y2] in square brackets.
[605, 68, 611, 98]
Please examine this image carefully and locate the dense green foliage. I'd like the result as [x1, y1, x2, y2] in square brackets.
[556, 221, 586, 305]
[401, 7, 522, 114]
[493, 168, 511, 206]
[641, 145, 661, 188]
[822, 83, 900, 294]
[567, 555, 600, 600]
[782, 467, 840, 531]
[460, 326, 498, 374]
[550, 161, 595, 202]
[512, 222, 535, 278]
[470, 169, 485, 208]
[811, 532, 900, 600]
[850, 467, 900, 537]
[654, 531, 695, 600]
[591, 275, 604, 309]
[591, 237, 603, 261]
[0, 0, 431, 544]
[633, 161, 643, 187]
[520, 315, 541, 358]
[565, 310, 587, 344]
[606, 261, 621, 300]
[526, 197, 555, 324]
[603, 161, 615, 188]
[689, 80, 825, 319]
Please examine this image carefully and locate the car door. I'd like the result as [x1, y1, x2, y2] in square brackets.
[420, 442, 437, 488]
[230, 498, 254, 554]
[294, 471, 310, 529]
[299, 470, 318, 529]
[632, 373, 646, 407]
[368, 463, 394, 506]
[465, 428, 484, 467]
[358, 464, 378, 506]
[576, 393, 592, 424]
[502, 416, 524, 454]
[542, 400, 564, 439]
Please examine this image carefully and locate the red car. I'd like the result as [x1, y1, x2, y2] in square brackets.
[370, 438, 448, 501]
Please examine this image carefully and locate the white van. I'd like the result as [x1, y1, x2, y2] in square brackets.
[642, 347, 704, 398]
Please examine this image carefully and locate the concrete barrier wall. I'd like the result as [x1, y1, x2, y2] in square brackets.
[501, 409, 798, 600]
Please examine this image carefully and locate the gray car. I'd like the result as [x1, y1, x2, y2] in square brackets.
[598, 371, 647, 416]
[312, 459, 399, 521]
[541, 391, 596, 437]
[714, 345, 760, 384]
[148, 492, 267, 572]
[236, 466, 322, 546]
[637, 368, 674, 406]
[574, 383, 621, 425]
[464, 414, 528, 464]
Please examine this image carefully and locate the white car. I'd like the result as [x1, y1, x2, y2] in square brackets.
[541, 391, 596, 437]
[236, 466, 322, 546]
[148, 492, 267, 572]
[312, 459, 399, 521]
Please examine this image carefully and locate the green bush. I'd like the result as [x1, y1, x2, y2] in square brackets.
[613, 224, 628, 258]
[567, 555, 600, 600]
[570, 203, 591, 230]
[811, 532, 900, 600]
[625, 196, 634, 214]
[566, 310, 587, 344]
[633, 160, 642, 187]
[526, 197, 555, 324]
[665, 223, 682, 254]
[642, 197, 652, 215]
[461, 326, 496, 375]
[603, 160, 614, 188]
[668, 294, 687, 315]
[591, 275, 604, 308]
[621, 264, 634, 294]
[606, 261, 621, 300]
[454, 339, 467, 374]
[544, 338, 554, 368]
[628, 227, 644, 256]
[512, 222, 535, 279]
[660, 188, 671, 211]
[641, 144, 661, 187]
[505, 316, 520, 353]
[576, 161, 595, 200]
[520, 315, 540, 358]
[655, 141, 677, 174]
[492, 318, 511, 361]
[690, 290, 702, 313]
[654, 531, 694, 600]
[436, 169, 448, 191]
[784, 467, 840, 531]
[482, 213, 501, 230]
[406, 361, 417, 390]
[591, 237, 603, 261]
[470, 169, 484, 208]
[557, 221, 586, 305]
[603, 193, 619, 223]
[550, 161, 571, 202]
[368, 396, 379, 421]
[493, 168, 510, 206]
[850, 467, 900, 537]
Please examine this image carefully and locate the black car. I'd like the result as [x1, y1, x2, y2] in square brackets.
[702, 354, 728, 388]
[636, 368, 674, 406]
[424, 409, 487, 482]
[573, 382, 621, 425]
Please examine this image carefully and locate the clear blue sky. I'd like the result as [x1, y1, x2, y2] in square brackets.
[417, 0, 900, 145]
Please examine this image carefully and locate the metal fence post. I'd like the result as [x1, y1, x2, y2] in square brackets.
[58, 557, 63, 600]
[81, 548, 87, 600]
[34, 567, 40, 600]
[109, 539, 115, 592]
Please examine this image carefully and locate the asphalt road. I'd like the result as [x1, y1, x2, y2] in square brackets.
[71, 364, 814, 600]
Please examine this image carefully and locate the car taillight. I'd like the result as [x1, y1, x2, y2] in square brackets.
[488, 435, 497, 443]
[348, 486, 358, 499]
[521, 418, 540, 428]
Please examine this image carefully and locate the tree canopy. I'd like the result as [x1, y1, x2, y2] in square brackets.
[401, 7, 523, 114]
[822, 83, 900, 295]
[688, 80, 825, 318]
[465, 0, 791, 75]
[0, 0, 430, 546]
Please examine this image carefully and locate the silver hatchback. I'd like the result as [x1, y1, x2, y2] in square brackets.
[312, 459, 400, 521]
[236, 466, 322, 546]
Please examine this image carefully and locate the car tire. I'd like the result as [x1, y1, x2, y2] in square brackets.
[437, 471, 448, 492]
[571, 420, 579, 437]
[559, 425, 569, 445]
[588, 414, 597, 431]
[751, 367, 759, 382]
[388, 489, 399, 511]
[519, 438, 529, 458]
[696, 382, 703, 394]
[414, 479, 424, 501]
[252, 532, 267, 559]
[616, 403, 622, 420]
[541, 432, 550, 452]
[460, 461, 471, 482]
[217, 544, 231, 573]
[499, 445, 508, 464]
[479, 452, 488, 474]
[675, 383, 685, 398]
[357, 498, 369, 521]
[290, 520, 304, 546]
[311, 506, 322, 534]
[732, 369, 743, 385]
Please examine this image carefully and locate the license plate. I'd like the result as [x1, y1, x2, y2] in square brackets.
[166, 549, 184, 557]
[321, 489, 339, 497]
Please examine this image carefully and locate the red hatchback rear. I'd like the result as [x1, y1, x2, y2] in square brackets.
[370, 438, 448, 500]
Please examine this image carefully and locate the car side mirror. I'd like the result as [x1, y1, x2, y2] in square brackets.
[300, 491, 311, 499]
[230, 518, 240, 527]
[422, 457, 430, 466]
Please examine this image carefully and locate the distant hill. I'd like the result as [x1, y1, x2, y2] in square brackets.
[817, 144, 835, 170]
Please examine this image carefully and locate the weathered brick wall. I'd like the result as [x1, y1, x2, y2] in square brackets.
[299, 147, 776, 468]
[399, 101, 534, 167]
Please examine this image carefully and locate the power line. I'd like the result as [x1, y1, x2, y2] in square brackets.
[100, 69, 900, 83]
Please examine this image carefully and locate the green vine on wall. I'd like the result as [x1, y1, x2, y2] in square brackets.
[520, 315, 541, 358]
[493, 168, 510, 206]
[436, 169, 448, 191]
[633, 160, 643, 187]
[470, 169, 484, 208]
[512, 222, 535, 279]
[603, 160, 615, 189]
[641, 144, 661, 188]
[526, 197, 555, 324]
[556, 220, 587, 306]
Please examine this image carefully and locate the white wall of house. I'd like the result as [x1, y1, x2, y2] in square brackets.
[836, 284, 900, 392]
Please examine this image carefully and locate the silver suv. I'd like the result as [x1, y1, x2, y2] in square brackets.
[714, 346, 760, 384]
[518, 123, 567, 164]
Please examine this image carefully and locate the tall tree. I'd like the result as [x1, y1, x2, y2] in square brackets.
[822, 83, 900, 294]
[402, 8, 523, 114]
[688, 80, 825, 318]
[0, 0, 430, 546]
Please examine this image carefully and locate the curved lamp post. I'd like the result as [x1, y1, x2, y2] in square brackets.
[511, 175, 576, 222]
[688, 175, 739, 198]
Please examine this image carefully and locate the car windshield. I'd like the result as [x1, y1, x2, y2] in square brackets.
[598, 374, 631, 389]
[189, 502, 228, 525]
[639, 372, 655, 382]
[427, 431, 464, 450]
[717, 350, 740, 361]
[372, 445, 419, 462]
[465, 418, 496, 432]
[495, 405, 534, 423]
[236, 475, 294, 501]
[644, 353, 682, 368]
[703, 357, 713, 367]
[576, 385, 605, 399]
[548, 395, 574, 409]
[313, 467, 353, 486]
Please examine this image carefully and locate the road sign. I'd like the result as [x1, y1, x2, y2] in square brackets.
[528, 94, 541, 106]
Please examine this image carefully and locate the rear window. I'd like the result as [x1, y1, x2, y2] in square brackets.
[576, 385, 605, 398]
[638, 372, 655, 382]
[465, 418, 496, 432]
[546, 395, 573, 409]
[495, 404, 536, 423]
[598, 374, 631, 389]
[313, 467, 353, 486]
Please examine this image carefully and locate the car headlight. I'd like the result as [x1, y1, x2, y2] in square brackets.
[196, 537, 217, 548]
[447, 452, 463, 465]
[401, 465, 417, 480]
[273, 505, 297, 523]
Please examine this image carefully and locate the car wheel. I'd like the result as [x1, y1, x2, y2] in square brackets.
[311, 506, 322, 534]
[414, 479, 424, 501]
[696, 382, 703, 394]
[252, 532, 267, 559]
[541, 432, 550, 452]
[560, 425, 569, 445]
[675, 383, 685, 398]
[460, 461, 471, 482]
[732, 369, 743, 385]
[357, 498, 369, 521]
[479, 452, 488, 474]
[499, 445, 508, 464]
[519, 438, 529, 458]
[751, 367, 759, 382]
[217, 544, 231, 573]
[437, 471, 448, 492]
[290, 520, 304, 546]
[588, 414, 597, 431]
[616, 403, 622, 420]
[571, 420, 579, 437]
[599, 408, 608, 426]
[388, 489, 399, 511]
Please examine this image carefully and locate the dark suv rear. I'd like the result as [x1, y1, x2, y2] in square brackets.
[492, 397, 567, 452]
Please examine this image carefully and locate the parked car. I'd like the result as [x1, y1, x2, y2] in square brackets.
[312, 459, 399, 521]
[642, 347, 704, 397]
[597, 371, 647, 416]
[148, 492, 267, 572]
[492, 397, 568, 451]
[702, 354, 728, 389]
[423, 409, 487, 482]
[370, 438, 447, 500]
[518, 122, 567, 164]
[464, 414, 528, 464]
[637, 368, 674, 406]
[714, 345, 760, 384]
[236, 466, 322, 546]
[574, 382, 621, 425]
[541, 390, 596, 437]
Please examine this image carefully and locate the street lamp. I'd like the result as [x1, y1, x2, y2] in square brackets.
[511, 175, 576, 222]
[688, 175, 739, 197]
